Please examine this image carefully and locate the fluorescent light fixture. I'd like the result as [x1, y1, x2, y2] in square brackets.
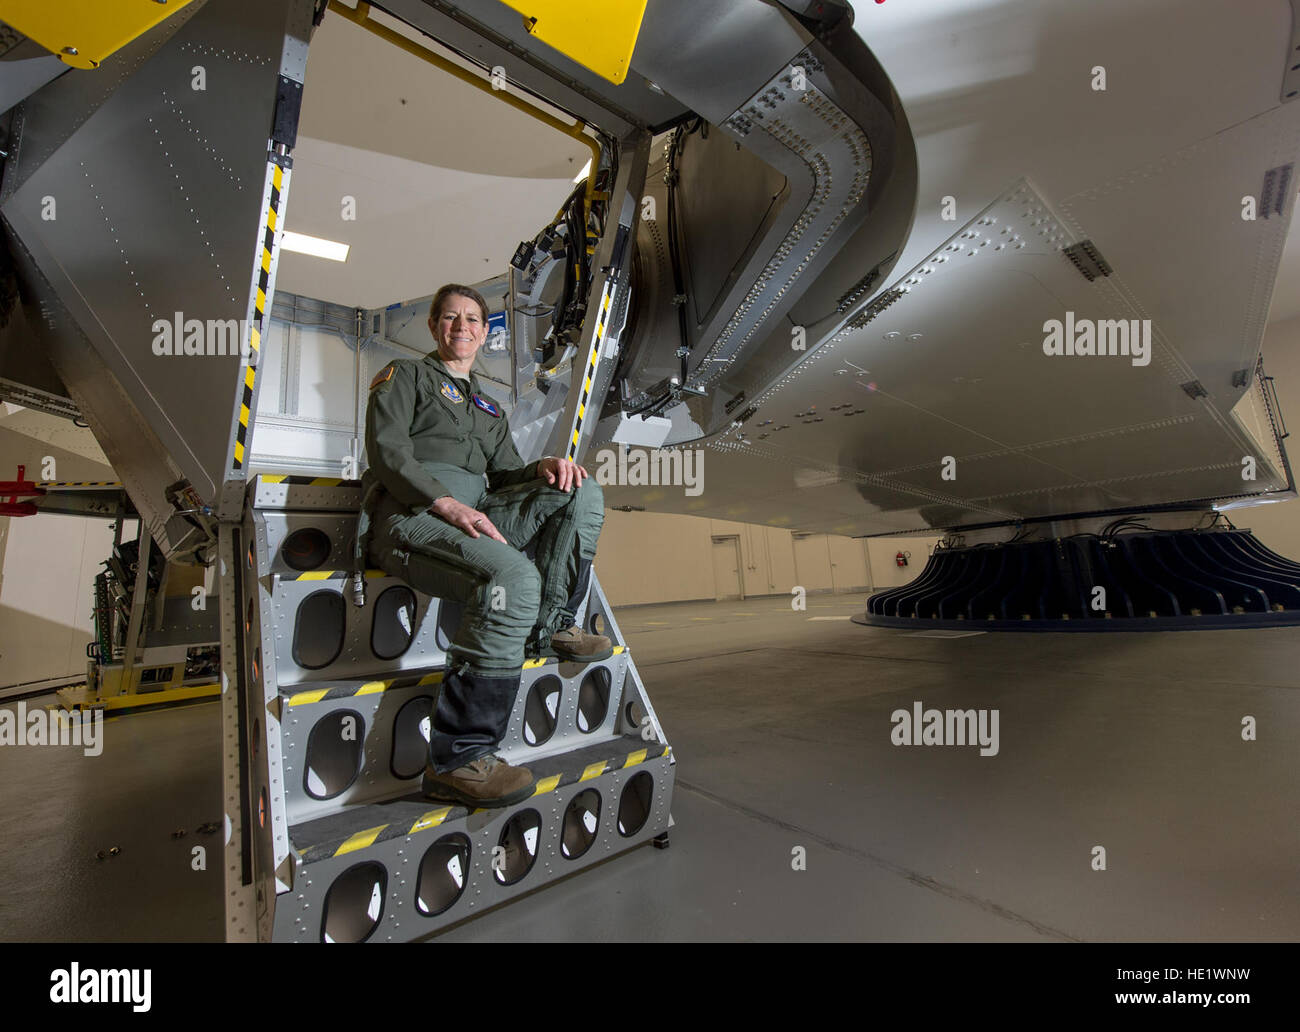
[572, 158, 592, 184]
[281, 230, 350, 262]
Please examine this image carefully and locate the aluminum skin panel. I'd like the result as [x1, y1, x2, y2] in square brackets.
[0, 0, 297, 516]
[602, 177, 1294, 534]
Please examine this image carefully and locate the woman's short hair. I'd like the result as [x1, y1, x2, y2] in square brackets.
[430, 283, 489, 324]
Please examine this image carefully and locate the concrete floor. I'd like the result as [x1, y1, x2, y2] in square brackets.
[2, 591, 1297, 941]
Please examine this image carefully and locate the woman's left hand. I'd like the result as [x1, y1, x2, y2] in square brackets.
[539, 456, 589, 492]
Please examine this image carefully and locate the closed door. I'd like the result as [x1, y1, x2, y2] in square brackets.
[793, 534, 833, 591]
[828, 537, 869, 592]
[711, 537, 743, 600]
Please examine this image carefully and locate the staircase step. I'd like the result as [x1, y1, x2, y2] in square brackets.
[272, 736, 673, 942]
[290, 736, 670, 863]
[279, 649, 635, 824]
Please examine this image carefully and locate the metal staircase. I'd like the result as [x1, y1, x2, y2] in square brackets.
[229, 474, 673, 942]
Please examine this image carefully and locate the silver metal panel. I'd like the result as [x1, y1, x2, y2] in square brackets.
[1, 0, 296, 514]
[0, 7, 201, 199]
[249, 474, 362, 511]
[257, 548, 450, 689]
[272, 753, 674, 942]
[218, 521, 261, 942]
[282, 680, 436, 826]
[612, 26, 914, 436]
[1285, 0, 1300, 103]
[378, 0, 680, 132]
[633, 0, 810, 122]
[603, 178, 1293, 534]
[1055, 101, 1300, 407]
[0, 40, 67, 117]
[693, 59, 873, 386]
[243, 506, 293, 897]
[280, 652, 630, 825]
[678, 128, 789, 324]
[258, 508, 364, 575]
[1, 224, 206, 555]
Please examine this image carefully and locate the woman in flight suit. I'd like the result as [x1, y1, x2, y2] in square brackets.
[361, 283, 610, 807]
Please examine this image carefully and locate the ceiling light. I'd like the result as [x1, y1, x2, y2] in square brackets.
[281, 231, 350, 262]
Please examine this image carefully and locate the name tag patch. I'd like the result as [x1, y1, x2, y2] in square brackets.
[440, 381, 465, 404]
[472, 394, 501, 417]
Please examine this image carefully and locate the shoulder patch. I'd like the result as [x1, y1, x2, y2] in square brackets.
[370, 365, 395, 390]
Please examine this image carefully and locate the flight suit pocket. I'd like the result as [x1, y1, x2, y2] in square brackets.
[416, 376, 467, 428]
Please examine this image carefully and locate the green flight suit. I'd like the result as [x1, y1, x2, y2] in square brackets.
[357, 352, 604, 677]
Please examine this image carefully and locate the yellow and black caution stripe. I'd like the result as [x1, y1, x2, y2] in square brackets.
[283, 646, 625, 706]
[286, 670, 444, 707]
[566, 282, 616, 460]
[36, 481, 123, 489]
[233, 162, 287, 471]
[260, 474, 358, 487]
[294, 739, 670, 864]
[282, 569, 386, 582]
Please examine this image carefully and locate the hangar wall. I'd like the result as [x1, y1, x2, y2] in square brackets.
[0, 418, 119, 688]
[593, 508, 940, 606]
[0, 512, 115, 688]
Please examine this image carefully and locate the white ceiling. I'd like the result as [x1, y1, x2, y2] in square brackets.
[275, 7, 590, 309]
[276, 0, 1300, 324]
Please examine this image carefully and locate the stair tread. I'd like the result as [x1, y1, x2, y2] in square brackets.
[280, 648, 627, 705]
[289, 734, 669, 863]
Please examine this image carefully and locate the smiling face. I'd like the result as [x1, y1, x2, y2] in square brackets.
[429, 291, 488, 368]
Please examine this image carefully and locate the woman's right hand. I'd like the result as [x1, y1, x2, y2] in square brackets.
[430, 496, 508, 543]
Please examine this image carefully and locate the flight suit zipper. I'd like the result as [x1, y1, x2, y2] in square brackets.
[424, 371, 468, 427]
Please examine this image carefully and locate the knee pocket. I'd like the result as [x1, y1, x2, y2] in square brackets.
[489, 556, 541, 610]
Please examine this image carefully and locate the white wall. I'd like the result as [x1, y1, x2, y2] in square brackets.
[1228, 313, 1300, 560]
[0, 512, 117, 688]
[0, 415, 119, 688]
[594, 507, 938, 606]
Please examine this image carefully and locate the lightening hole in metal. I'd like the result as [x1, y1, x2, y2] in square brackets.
[415, 833, 471, 916]
[494, 810, 542, 885]
[304, 709, 364, 799]
[561, 789, 601, 859]
[624, 697, 645, 733]
[523, 675, 562, 746]
[390, 695, 434, 780]
[292, 590, 345, 669]
[321, 862, 386, 943]
[281, 527, 331, 571]
[617, 771, 653, 837]
[576, 666, 611, 734]
[371, 585, 416, 660]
